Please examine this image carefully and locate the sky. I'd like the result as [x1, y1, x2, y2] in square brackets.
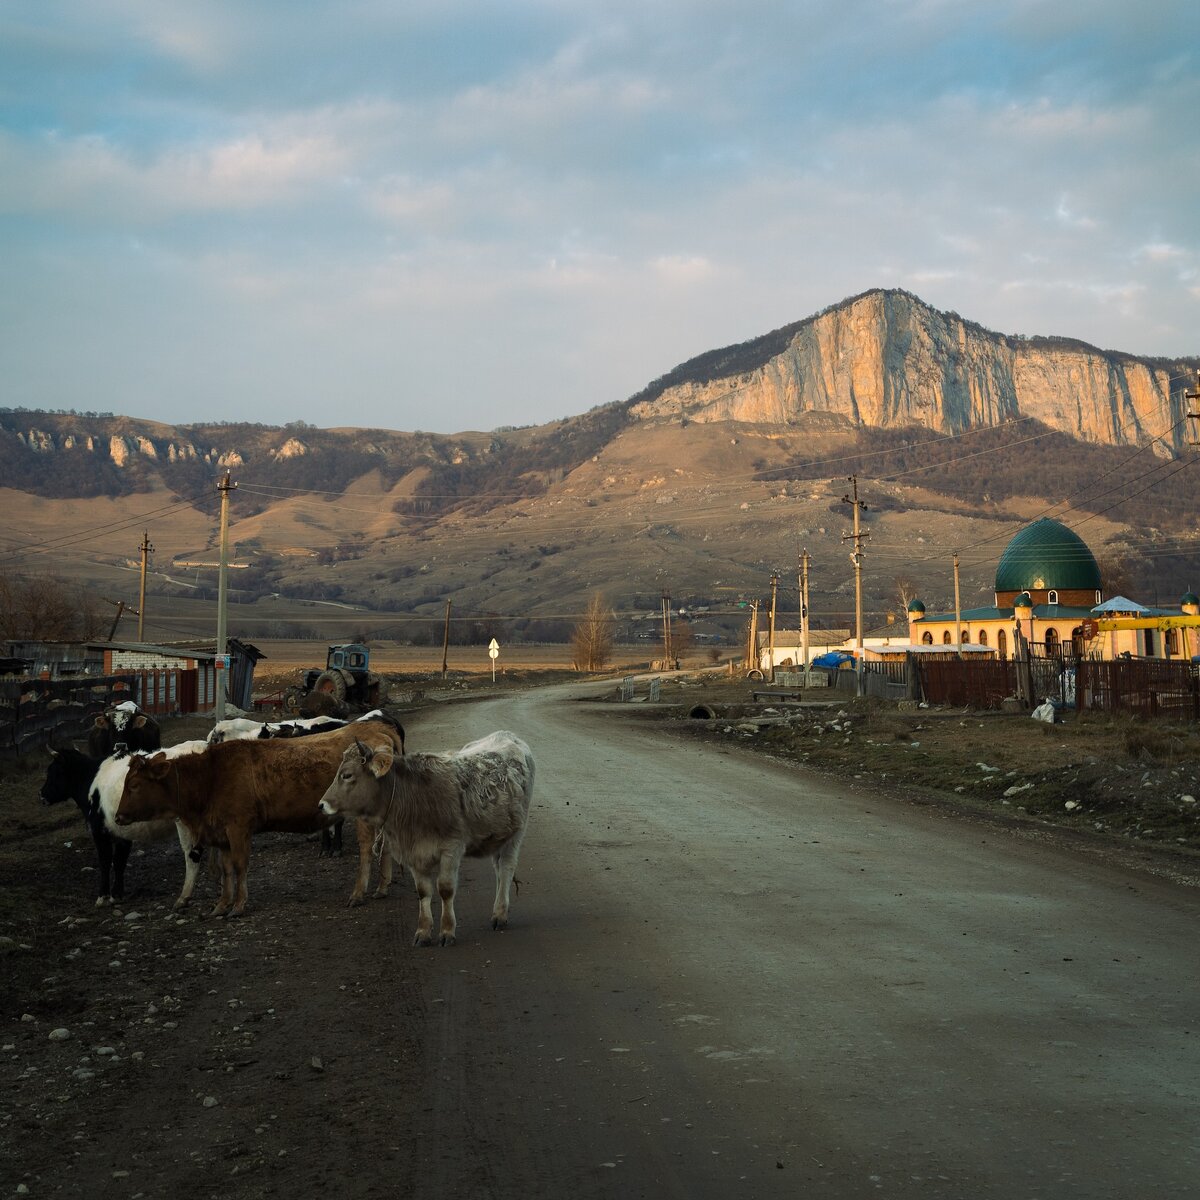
[1, 1, 1198, 434]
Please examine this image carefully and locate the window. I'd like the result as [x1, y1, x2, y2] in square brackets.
[922, 631, 933, 644]
[962, 631, 971, 643]
[1045, 628, 1059, 655]
[1166, 629, 1179, 656]
[1048, 590, 1058, 605]
[942, 630, 952, 644]
[997, 629, 1007, 658]
[979, 630, 988, 646]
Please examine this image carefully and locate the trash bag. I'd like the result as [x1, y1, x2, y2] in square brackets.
[1031, 701, 1056, 723]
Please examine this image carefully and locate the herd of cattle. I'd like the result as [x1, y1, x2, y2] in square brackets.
[38, 700, 535, 946]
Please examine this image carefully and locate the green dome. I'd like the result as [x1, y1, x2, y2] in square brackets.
[1182, 592, 1199, 607]
[995, 518, 1101, 594]
[907, 599, 926, 614]
[1013, 592, 1033, 609]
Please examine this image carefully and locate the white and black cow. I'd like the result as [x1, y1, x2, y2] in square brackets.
[88, 701, 161, 759]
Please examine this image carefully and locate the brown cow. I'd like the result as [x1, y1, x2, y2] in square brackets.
[114, 719, 405, 918]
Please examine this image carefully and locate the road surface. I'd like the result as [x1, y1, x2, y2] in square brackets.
[392, 682, 1200, 1198]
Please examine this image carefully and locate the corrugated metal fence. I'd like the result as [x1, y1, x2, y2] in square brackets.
[0, 675, 137, 755]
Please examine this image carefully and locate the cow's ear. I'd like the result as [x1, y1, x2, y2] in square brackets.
[367, 745, 394, 778]
[146, 753, 172, 780]
[132, 715, 147, 729]
[93, 714, 110, 730]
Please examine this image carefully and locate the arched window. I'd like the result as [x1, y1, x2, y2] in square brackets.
[962, 631, 971, 643]
[997, 629, 1007, 658]
[978, 630, 988, 646]
[942, 630, 952, 644]
[1166, 628, 1179, 655]
[1048, 590, 1058, 605]
[922, 631, 934, 644]
[1045, 627, 1060, 656]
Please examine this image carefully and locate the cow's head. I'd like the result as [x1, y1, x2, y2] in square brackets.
[318, 741, 395, 820]
[114, 752, 173, 825]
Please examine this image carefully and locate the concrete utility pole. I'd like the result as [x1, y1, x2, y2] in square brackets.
[215, 471, 236, 720]
[768, 572, 779, 683]
[137, 531, 154, 642]
[441, 599, 452, 679]
[953, 552, 963, 660]
[799, 549, 811, 685]
[745, 599, 760, 670]
[841, 476, 869, 694]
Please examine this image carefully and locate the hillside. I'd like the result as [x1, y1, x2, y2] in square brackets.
[2, 290, 1197, 645]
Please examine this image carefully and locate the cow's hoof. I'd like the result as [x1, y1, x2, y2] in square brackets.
[414, 933, 434, 948]
[439, 933, 456, 947]
[172, 898, 189, 911]
[372, 886, 390, 900]
[207, 907, 227, 920]
[347, 895, 364, 909]
[491, 916, 508, 931]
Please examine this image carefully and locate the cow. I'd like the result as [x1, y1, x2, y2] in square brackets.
[88, 700, 161, 759]
[113, 719, 406, 918]
[318, 731, 534, 947]
[85, 741, 211, 909]
[39, 745, 134, 905]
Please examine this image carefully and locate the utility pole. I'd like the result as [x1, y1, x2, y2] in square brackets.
[745, 599, 760, 670]
[103, 598, 132, 642]
[215, 471, 236, 720]
[799, 549, 811, 685]
[137, 530, 154, 642]
[768, 572, 779, 683]
[1187, 370, 1200, 446]
[441, 599, 452, 679]
[953, 552, 963, 660]
[841, 476, 869, 693]
[661, 590, 673, 668]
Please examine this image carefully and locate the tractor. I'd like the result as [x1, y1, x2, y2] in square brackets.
[283, 643, 389, 715]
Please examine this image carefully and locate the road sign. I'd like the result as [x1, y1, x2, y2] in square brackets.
[488, 638, 499, 682]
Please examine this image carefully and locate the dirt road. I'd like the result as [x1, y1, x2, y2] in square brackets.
[5, 682, 1200, 1198]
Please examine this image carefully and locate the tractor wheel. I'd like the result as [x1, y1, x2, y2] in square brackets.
[366, 674, 389, 708]
[312, 670, 348, 703]
[281, 686, 303, 714]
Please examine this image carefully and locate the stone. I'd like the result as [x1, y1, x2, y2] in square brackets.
[49, 1028, 71, 1041]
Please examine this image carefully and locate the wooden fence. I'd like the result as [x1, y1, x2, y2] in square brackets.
[0, 675, 139, 756]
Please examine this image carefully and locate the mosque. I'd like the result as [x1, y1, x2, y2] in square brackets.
[905, 517, 1199, 662]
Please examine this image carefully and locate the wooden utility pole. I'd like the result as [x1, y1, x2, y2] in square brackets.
[768, 572, 779, 683]
[745, 599, 760, 670]
[661, 590, 673, 668]
[440, 599, 452, 679]
[953, 552, 963, 659]
[841, 476, 869, 693]
[215, 472, 236, 720]
[137, 530, 154, 642]
[103, 598, 131, 642]
[799, 549, 811, 685]
[1186, 370, 1199, 446]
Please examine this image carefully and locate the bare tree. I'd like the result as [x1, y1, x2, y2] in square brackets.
[0, 574, 106, 641]
[571, 593, 615, 672]
[894, 573, 918, 611]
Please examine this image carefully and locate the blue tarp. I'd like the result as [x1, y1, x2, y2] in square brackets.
[812, 650, 856, 669]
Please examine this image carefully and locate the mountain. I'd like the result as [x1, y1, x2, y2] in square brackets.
[2, 290, 1197, 646]
[631, 289, 1195, 452]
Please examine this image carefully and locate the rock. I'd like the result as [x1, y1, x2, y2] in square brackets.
[1003, 784, 1033, 798]
[1182, 795, 1196, 805]
[1065, 800, 1079, 811]
[49, 1028, 71, 1041]
[310, 1056, 324, 1072]
[0, 936, 15, 949]
[202, 1095, 218, 1108]
[20, 1013, 35, 1023]
[124, 911, 143, 922]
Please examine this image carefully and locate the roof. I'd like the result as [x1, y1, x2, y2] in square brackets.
[915, 604, 1096, 622]
[1092, 596, 1150, 614]
[759, 629, 851, 647]
[994, 518, 1101, 593]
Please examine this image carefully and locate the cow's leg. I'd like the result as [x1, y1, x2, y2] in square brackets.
[436, 848, 465, 946]
[491, 831, 525, 931]
[348, 819, 373, 907]
[92, 824, 114, 905]
[209, 848, 236, 918]
[227, 830, 251, 917]
[374, 851, 394, 900]
[410, 867, 436, 947]
[173, 823, 201, 909]
[111, 836, 133, 902]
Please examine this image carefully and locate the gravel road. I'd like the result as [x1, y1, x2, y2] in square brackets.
[5, 680, 1199, 1199]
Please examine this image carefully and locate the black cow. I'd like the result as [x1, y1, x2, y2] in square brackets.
[40, 745, 134, 906]
[88, 703, 161, 760]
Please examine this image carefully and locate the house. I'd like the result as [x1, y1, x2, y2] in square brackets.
[756, 628, 851, 671]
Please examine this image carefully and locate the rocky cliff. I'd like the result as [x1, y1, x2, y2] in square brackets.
[630, 290, 1197, 454]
